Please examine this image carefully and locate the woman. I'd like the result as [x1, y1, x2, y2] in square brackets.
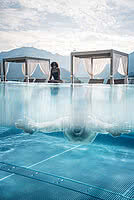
[48, 62, 63, 83]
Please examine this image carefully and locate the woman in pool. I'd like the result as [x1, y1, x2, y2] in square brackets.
[48, 62, 63, 83]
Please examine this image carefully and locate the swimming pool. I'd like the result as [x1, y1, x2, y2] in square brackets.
[0, 83, 134, 200]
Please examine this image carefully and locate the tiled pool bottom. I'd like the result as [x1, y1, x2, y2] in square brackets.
[0, 131, 134, 200]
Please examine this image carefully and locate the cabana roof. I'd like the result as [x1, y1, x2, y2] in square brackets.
[71, 49, 128, 59]
[3, 56, 50, 63]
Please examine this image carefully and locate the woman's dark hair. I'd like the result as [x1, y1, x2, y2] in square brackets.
[51, 62, 58, 68]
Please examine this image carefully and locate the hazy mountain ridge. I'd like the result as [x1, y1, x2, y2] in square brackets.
[0, 47, 70, 70]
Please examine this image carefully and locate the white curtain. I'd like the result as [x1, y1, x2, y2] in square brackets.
[82, 58, 92, 77]
[39, 60, 50, 80]
[5, 62, 9, 75]
[22, 60, 38, 76]
[22, 60, 50, 80]
[93, 58, 109, 76]
[113, 53, 121, 75]
[22, 63, 25, 75]
[73, 56, 81, 74]
[27, 60, 38, 76]
[83, 58, 109, 78]
[118, 56, 128, 76]
[118, 55, 128, 84]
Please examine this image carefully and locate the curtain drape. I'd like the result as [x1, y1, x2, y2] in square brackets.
[93, 58, 109, 76]
[39, 61, 50, 80]
[82, 58, 92, 77]
[73, 56, 81, 74]
[83, 58, 109, 78]
[22, 60, 38, 76]
[118, 55, 128, 84]
[118, 56, 128, 76]
[22, 63, 25, 75]
[113, 53, 121, 75]
[5, 62, 9, 75]
[27, 60, 38, 76]
[22, 60, 50, 80]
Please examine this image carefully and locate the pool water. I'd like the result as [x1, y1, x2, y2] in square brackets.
[0, 83, 134, 200]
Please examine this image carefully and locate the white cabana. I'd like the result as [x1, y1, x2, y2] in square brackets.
[1, 57, 50, 82]
[71, 49, 128, 84]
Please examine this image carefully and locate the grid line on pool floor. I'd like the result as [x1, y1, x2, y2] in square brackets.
[0, 145, 81, 182]
[0, 173, 14, 181]
[123, 182, 134, 196]
[26, 145, 81, 168]
[0, 162, 132, 200]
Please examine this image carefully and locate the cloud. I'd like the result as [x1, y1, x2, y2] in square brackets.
[0, 0, 134, 55]
[0, 8, 48, 31]
[0, 0, 115, 32]
[106, 0, 134, 35]
[107, 0, 134, 9]
[1, 29, 134, 55]
[0, 0, 22, 9]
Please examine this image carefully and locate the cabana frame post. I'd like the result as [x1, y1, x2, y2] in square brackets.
[91, 58, 93, 79]
[125, 55, 129, 84]
[110, 50, 114, 84]
[25, 59, 28, 83]
[71, 53, 73, 84]
[3, 59, 6, 82]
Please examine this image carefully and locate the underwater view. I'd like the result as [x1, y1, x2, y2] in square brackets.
[1, 0, 134, 198]
[0, 83, 134, 199]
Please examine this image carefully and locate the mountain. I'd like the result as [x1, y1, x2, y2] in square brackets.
[0, 47, 70, 71]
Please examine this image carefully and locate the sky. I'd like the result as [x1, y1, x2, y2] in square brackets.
[0, 0, 134, 55]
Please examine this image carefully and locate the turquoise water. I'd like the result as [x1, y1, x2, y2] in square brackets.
[0, 83, 134, 200]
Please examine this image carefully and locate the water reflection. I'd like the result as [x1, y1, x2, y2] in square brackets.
[0, 84, 134, 138]
[50, 87, 60, 96]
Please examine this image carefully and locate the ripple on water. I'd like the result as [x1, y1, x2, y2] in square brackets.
[0, 144, 14, 154]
